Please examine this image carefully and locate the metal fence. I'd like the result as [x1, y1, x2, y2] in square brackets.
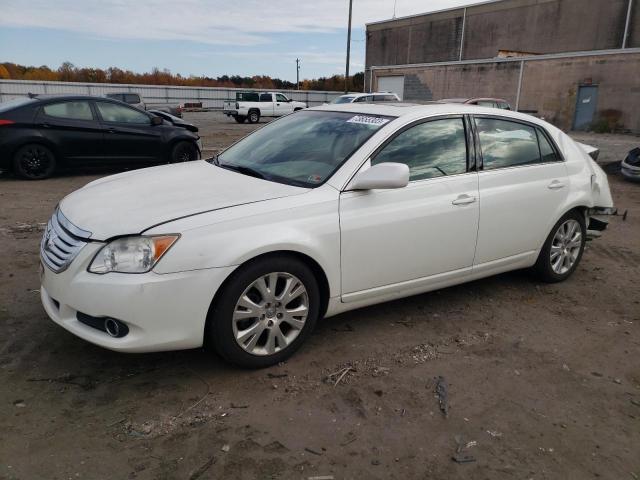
[0, 80, 345, 109]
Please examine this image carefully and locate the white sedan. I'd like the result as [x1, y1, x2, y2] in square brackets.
[40, 103, 615, 368]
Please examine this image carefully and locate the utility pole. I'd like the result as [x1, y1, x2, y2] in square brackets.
[296, 58, 300, 90]
[344, 0, 353, 93]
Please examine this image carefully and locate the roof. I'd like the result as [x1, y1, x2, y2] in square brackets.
[337, 92, 399, 97]
[29, 94, 112, 102]
[309, 102, 551, 127]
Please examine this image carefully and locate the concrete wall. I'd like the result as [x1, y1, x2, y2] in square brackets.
[371, 52, 640, 132]
[366, 0, 638, 66]
[366, 9, 464, 66]
[0, 80, 344, 108]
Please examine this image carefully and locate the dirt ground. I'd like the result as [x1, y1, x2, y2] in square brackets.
[1, 112, 639, 480]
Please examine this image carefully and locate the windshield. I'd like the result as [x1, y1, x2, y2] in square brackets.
[215, 110, 393, 187]
[0, 97, 37, 112]
[331, 96, 356, 104]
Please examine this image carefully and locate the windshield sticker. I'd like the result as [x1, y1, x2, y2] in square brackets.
[307, 174, 323, 183]
[346, 115, 390, 126]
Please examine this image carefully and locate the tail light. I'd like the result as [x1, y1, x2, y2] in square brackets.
[0, 120, 15, 126]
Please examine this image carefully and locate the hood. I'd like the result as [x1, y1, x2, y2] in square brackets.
[59, 161, 307, 240]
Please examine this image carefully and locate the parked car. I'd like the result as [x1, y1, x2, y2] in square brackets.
[40, 103, 615, 368]
[148, 109, 198, 132]
[105, 92, 183, 118]
[439, 97, 512, 110]
[621, 147, 640, 181]
[223, 92, 306, 124]
[0, 95, 201, 179]
[330, 92, 401, 104]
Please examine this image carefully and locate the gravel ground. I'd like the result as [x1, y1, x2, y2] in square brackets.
[0, 113, 639, 480]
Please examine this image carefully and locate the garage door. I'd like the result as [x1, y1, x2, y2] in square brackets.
[377, 76, 405, 100]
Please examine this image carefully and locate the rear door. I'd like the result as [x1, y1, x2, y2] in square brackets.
[259, 93, 275, 116]
[36, 100, 105, 162]
[94, 100, 163, 161]
[473, 116, 569, 267]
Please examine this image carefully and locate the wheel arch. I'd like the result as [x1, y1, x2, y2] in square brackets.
[538, 204, 590, 252]
[203, 249, 331, 345]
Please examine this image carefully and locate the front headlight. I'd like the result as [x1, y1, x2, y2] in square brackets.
[88, 235, 179, 274]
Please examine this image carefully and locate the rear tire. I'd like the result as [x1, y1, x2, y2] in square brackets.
[247, 110, 260, 124]
[533, 210, 586, 283]
[12, 144, 56, 180]
[234, 115, 246, 124]
[171, 141, 199, 162]
[207, 255, 320, 368]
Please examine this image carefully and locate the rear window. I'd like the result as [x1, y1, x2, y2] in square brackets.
[0, 97, 37, 113]
[260, 93, 272, 102]
[476, 117, 559, 170]
[124, 94, 141, 104]
[236, 92, 259, 102]
[43, 101, 94, 121]
[331, 96, 356, 104]
[105, 93, 124, 101]
[476, 100, 497, 108]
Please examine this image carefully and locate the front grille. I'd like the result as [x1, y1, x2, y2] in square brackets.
[40, 208, 92, 273]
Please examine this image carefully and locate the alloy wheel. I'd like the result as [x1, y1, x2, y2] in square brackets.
[550, 219, 582, 274]
[232, 272, 309, 356]
[19, 146, 52, 178]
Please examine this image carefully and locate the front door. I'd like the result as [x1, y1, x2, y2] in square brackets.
[339, 116, 479, 301]
[94, 100, 162, 161]
[573, 85, 598, 130]
[274, 94, 293, 116]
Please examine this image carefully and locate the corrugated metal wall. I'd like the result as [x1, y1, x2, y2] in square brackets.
[0, 80, 344, 108]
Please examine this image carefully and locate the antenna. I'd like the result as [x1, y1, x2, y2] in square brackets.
[393, 0, 397, 18]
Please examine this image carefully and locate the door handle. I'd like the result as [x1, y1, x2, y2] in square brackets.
[452, 194, 476, 206]
[547, 180, 566, 190]
[39, 123, 51, 128]
[106, 128, 116, 134]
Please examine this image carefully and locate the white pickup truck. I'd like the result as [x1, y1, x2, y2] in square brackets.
[223, 92, 307, 123]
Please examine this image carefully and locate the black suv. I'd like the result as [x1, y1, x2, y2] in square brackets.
[0, 95, 201, 179]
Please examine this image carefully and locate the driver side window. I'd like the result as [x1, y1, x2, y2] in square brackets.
[372, 118, 468, 181]
[276, 94, 288, 102]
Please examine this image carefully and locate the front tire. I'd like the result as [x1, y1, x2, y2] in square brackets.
[533, 210, 586, 283]
[171, 141, 199, 162]
[12, 144, 56, 180]
[208, 255, 320, 368]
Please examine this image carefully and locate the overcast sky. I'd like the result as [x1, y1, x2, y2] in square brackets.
[0, 0, 488, 81]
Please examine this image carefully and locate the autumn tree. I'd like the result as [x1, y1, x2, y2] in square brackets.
[1, 61, 361, 92]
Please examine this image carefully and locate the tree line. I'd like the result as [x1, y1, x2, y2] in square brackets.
[0, 62, 364, 92]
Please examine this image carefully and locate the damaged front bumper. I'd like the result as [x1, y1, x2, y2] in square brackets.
[587, 206, 618, 239]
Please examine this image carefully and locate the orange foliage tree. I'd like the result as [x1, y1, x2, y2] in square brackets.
[0, 61, 364, 91]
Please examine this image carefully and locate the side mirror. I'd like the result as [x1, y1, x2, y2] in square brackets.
[349, 162, 410, 190]
[151, 116, 163, 126]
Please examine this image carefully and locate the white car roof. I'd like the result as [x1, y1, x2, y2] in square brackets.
[311, 102, 555, 130]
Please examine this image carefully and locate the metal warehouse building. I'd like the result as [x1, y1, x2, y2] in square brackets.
[364, 0, 640, 132]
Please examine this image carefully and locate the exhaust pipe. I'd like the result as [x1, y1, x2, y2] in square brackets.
[104, 318, 122, 338]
